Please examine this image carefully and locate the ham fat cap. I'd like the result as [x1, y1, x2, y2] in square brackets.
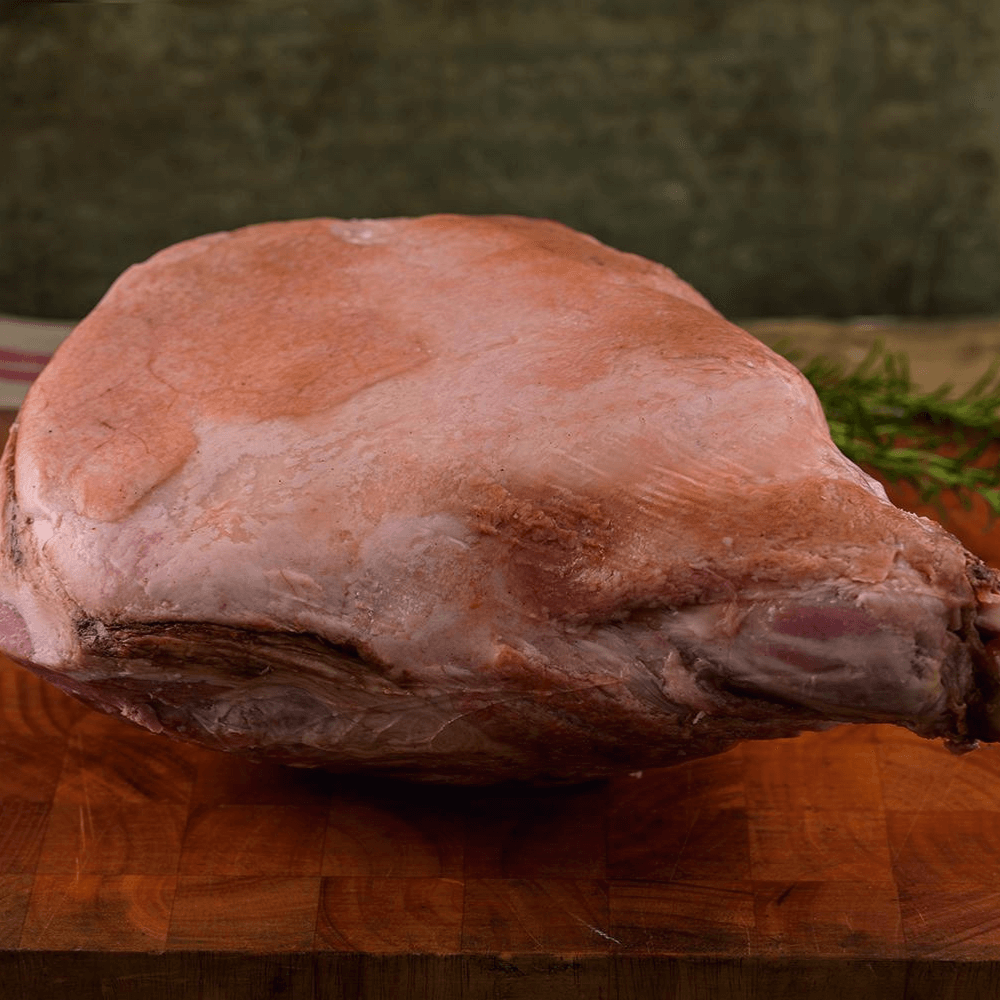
[2, 214, 1000, 782]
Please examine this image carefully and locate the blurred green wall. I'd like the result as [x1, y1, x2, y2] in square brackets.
[2, 0, 998, 320]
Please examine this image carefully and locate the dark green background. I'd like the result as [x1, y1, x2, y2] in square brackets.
[2, 0, 998, 321]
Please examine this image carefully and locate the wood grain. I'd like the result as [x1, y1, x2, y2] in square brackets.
[0, 874, 33, 947]
[20, 874, 174, 950]
[167, 875, 321, 951]
[0, 800, 51, 875]
[748, 808, 894, 882]
[897, 885, 1000, 960]
[742, 725, 884, 813]
[35, 801, 188, 876]
[609, 880, 756, 956]
[316, 876, 464, 954]
[875, 723, 1000, 812]
[752, 881, 904, 958]
[461, 878, 610, 955]
[180, 803, 328, 877]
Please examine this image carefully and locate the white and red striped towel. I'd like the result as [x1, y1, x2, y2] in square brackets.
[0, 315, 76, 409]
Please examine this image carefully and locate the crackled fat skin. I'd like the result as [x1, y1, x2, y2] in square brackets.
[2, 214, 1000, 782]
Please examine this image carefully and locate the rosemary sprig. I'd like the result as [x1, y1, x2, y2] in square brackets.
[776, 341, 1000, 517]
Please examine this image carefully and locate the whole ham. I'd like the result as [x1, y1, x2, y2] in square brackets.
[2, 215, 999, 782]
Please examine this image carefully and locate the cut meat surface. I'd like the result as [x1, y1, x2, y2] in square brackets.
[1, 214, 999, 782]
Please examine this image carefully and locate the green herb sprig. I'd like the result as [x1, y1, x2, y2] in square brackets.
[777, 341, 1000, 517]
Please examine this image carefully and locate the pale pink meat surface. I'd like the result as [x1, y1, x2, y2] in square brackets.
[1, 215, 999, 782]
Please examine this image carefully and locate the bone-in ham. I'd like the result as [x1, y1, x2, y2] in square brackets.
[1, 215, 998, 782]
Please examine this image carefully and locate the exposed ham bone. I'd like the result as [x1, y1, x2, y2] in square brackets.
[1, 214, 999, 782]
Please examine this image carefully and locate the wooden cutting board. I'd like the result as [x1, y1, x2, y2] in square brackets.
[2, 374, 1000, 998]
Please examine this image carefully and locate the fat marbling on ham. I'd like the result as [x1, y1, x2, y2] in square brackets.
[1, 214, 999, 782]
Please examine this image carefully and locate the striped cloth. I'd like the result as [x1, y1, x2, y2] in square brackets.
[0, 315, 77, 409]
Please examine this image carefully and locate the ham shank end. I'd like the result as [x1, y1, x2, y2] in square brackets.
[1, 214, 1000, 783]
